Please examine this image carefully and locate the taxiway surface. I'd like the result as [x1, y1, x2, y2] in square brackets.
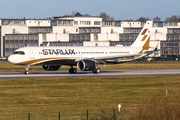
[0, 68, 180, 79]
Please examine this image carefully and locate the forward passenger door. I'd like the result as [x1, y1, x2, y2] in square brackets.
[29, 48, 34, 59]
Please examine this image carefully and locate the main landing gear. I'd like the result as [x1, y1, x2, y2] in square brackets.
[24, 65, 29, 75]
[92, 68, 101, 74]
[69, 67, 77, 74]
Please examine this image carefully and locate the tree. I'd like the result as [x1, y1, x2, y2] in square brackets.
[99, 12, 115, 21]
[83, 14, 91, 17]
[63, 11, 78, 17]
[63, 14, 71, 17]
[136, 17, 151, 22]
[153, 16, 161, 21]
[71, 11, 77, 16]
[165, 15, 180, 22]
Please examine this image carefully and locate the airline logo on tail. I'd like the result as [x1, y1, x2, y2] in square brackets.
[133, 21, 152, 54]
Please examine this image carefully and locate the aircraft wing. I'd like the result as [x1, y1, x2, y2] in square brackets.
[74, 53, 141, 64]
[93, 53, 140, 60]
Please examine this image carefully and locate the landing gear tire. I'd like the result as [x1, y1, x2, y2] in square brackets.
[24, 71, 29, 75]
[69, 68, 77, 74]
[92, 68, 101, 74]
[24, 65, 29, 75]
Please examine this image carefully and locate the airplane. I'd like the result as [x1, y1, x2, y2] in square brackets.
[8, 21, 157, 75]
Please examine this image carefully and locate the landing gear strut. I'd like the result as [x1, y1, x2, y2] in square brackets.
[92, 68, 101, 74]
[24, 65, 29, 75]
[69, 67, 77, 74]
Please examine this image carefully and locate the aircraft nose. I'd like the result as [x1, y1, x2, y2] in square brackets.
[7, 56, 14, 64]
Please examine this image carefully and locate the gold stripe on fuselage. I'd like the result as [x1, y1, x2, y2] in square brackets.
[15, 57, 80, 65]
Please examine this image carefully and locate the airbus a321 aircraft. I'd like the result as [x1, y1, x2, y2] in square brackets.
[8, 21, 156, 75]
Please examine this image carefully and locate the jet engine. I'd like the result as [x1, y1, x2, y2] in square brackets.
[77, 60, 96, 71]
[42, 65, 61, 71]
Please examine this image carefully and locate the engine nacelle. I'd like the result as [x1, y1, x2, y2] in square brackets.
[42, 65, 61, 71]
[77, 60, 96, 71]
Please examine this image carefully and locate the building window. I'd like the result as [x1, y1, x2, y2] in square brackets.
[95, 43, 98, 46]
[76, 29, 78, 32]
[94, 21, 100, 25]
[13, 29, 15, 34]
[115, 22, 121, 27]
[74, 21, 78, 25]
[111, 29, 113, 33]
[105, 22, 112, 26]
[174, 22, 178, 26]
[67, 21, 70, 25]
[124, 28, 142, 33]
[94, 34, 98, 41]
[25, 40, 29, 43]
[63, 29, 66, 34]
[21, 20, 26, 25]
[158, 22, 163, 27]
[79, 27, 101, 33]
[14, 20, 19, 24]
[6, 40, 9, 43]
[80, 21, 91, 25]
[2, 20, 8, 25]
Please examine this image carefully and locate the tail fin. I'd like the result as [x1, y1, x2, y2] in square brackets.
[131, 21, 153, 53]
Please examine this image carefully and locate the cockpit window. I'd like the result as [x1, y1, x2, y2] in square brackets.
[12, 51, 25, 55]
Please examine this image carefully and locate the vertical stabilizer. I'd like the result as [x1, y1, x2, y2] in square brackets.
[131, 21, 153, 53]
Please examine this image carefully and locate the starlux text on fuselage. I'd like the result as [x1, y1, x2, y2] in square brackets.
[42, 49, 76, 55]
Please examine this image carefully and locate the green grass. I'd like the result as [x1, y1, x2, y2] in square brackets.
[0, 76, 179, 115]
[0, 60, 180, 119]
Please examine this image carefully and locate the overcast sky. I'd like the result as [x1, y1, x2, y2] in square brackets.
[0, 0, 179, 21]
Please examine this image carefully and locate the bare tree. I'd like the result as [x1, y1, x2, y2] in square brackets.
[99, 12, 115, 21]
[109, 17, 115, 21]
[125, 19, 133, 21]
[165, 15, 180, 22]
[63, 14, 71, 17]
[153, 16, 161, 21]
[71, 11, 77, 16]
[63, 11, 78, 17]
[83, 14, 91, 17]
[136, 17, 151, 22]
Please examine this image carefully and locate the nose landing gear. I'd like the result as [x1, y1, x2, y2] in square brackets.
[24, 65, 29, 75]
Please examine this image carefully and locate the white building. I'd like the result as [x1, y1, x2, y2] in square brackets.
[1, 13, 180, 57]
[0, 18, 51, 57]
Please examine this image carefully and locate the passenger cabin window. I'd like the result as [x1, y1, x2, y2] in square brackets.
[12, 51, 25, 55]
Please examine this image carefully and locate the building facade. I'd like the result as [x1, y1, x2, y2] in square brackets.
[1, 13, 180, 57]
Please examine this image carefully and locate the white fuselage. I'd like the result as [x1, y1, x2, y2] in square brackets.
[8, 46, 141, 66]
